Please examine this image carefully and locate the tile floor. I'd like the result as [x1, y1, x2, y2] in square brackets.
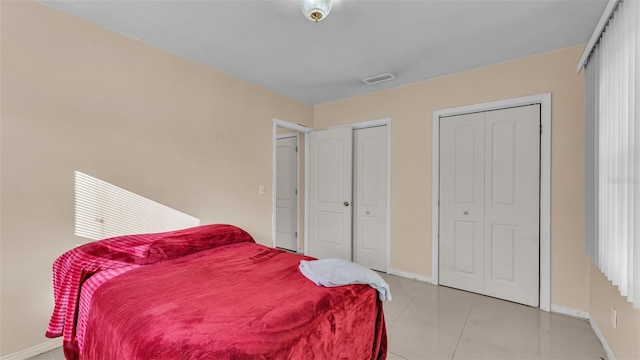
[28, 273, 606, 360]
[27, 346, 63, 360]
[380, 273, 606, 359]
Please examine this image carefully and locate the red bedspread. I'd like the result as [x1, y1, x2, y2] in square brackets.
[46, 224, 255, 359]
[82, 242, 386, 359]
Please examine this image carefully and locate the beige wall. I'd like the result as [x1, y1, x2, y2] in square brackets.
[0, 2, 312, 355]
[589, 263, 640, 359]
[315, 44, 590, 310]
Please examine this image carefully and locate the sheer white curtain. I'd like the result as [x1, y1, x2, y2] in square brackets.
[584, 0, 640, 309]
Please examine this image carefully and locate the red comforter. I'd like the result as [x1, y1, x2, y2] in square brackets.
[48, 225, 387, 360]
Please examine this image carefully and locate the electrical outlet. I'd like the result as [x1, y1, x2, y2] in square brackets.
[611, 307, 617, 329]
[258, 185, 266, 195]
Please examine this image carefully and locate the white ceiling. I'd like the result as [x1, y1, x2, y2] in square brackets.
[40, 0, 607, 105]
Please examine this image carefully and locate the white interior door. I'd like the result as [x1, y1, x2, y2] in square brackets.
[308, 127, 353, 260]
[439, 105, 540, 307]
[483, 105, 540, 306]
[275, 136, 297, 251]
[439, 112, 486, 294]
[354, 126, 387, 271]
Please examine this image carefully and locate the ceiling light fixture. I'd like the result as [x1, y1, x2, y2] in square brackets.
[300, 0, 332, 22]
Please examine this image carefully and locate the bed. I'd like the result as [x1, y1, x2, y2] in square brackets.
[46, 224, 387, 360]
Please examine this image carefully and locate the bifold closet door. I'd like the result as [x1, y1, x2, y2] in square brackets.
[483, 106, 540, 306]
[354, 126, 387, 272]
[439, 105, 540, 307]
[439, 112, 486, 294]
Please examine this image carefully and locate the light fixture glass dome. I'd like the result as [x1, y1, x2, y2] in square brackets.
[300, 0, 332, 22]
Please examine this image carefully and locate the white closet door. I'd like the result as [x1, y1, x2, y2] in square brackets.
[439, 105, 540, 307]
[439, 112, 486, 294]
[275, 136, 297, 251]
[354, 126, 387, 272]
[308, 127, 353, 261]
[484, 105, 540, 306]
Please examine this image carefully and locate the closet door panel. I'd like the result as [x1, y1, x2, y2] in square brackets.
[484, 105, 540, 307]
[439, 113, 485, 293]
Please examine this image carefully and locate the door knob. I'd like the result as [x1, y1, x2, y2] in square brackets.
[343, 201, 350, 207]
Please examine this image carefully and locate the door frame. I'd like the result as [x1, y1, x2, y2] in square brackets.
[431, 94, 551, 311]
[272, 119, 314, 252]
[327, 118, 391, 273]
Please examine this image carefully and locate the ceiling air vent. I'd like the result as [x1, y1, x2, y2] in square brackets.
[363, 73, 395, 85]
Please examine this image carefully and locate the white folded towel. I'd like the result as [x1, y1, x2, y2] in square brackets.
[299, 258, 392, 301]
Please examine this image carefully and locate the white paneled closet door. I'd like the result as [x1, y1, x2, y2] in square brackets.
[483, 106, 540, 306]
[439, 105, 540, 307]
[439, 112, 486, 294]
[354, 126, 387, 272]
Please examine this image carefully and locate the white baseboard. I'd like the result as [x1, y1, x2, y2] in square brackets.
[550, 305, 615, 360]
[589, 315, 616, 360]
[550, 304, 589, 319]
[0, 338, 62, 360]
[389, 268, 433, 284]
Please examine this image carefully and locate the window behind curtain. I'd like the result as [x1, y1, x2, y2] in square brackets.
[75, 171, 200, 241]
